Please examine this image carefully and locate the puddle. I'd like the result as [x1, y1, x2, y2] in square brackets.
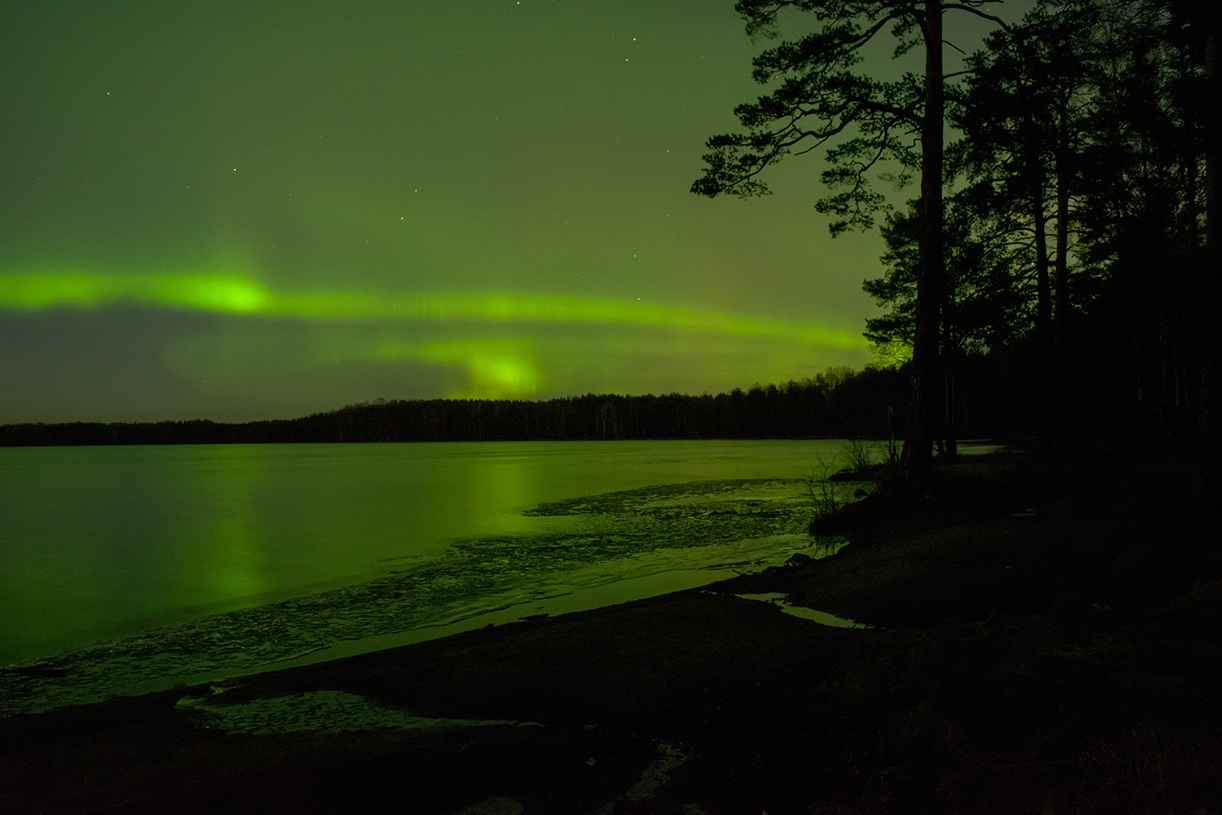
[733, 593, 872, 628]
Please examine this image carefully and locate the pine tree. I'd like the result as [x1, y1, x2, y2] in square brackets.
[692, 0, 1006, 483]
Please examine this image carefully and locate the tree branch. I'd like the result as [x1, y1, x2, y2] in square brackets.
[943, 4, 1011, 32]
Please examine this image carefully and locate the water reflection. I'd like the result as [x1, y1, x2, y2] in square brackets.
[1, 471, 839, 715]
[180, 449, 267, 607]
[1, 440, 864, 688]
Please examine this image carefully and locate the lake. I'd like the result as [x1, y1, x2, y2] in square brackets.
[0, 439, 867, 714]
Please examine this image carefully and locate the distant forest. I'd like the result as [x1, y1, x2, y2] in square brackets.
[2, 362, 1035, 446]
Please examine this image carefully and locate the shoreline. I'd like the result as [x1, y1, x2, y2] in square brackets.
[2, 451, 1219, 813]
[1, 443, 832, 673]
[0, 533, 820, 719]
[2, 470, 823, 716]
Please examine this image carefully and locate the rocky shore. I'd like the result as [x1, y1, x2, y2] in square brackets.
[2, 451, 1219, 814]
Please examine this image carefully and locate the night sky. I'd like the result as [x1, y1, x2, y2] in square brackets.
[2, 1, 1022, 424]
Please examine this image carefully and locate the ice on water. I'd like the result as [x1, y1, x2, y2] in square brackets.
[2, 478, 828, 717]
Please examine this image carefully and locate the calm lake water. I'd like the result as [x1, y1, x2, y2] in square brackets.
[0, 439, 869, 713]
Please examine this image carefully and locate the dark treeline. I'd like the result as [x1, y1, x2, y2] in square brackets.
[693, 0, 1219, 484]
[3, 365, 1007, 446]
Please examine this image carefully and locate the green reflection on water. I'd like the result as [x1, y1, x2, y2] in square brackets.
[177, 449, 268, 606]
[2, 440, 851, 667]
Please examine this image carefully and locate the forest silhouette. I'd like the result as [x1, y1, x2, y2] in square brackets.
[693, 0, 1218, 487]
[0, 350, 1112, 446]
[0, 369, 908, 445]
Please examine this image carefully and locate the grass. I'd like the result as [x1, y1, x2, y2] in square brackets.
[803, 440, 887, 520]
[803, 452, 847, 520]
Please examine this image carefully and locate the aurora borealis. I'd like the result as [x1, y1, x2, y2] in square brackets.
[1, 1, 1014, 423]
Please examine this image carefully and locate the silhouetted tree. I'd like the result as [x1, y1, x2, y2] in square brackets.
[1201, 0, 1221, 492]
[1069, 0, 1210, 450]
[692, 0, 1007, 483]
[953, 0, 1111, 453]
[864, 188, 1024, 453]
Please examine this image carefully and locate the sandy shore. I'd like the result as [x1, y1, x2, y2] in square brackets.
[2, 451, 1220, 814]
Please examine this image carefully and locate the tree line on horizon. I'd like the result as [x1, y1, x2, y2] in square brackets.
[0, 363, 1040, 446]
[692, 0, 1218, 486]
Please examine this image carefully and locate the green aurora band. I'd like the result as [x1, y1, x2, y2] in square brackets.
[2, 271, 871, 403]
[0, 271, 866, 349]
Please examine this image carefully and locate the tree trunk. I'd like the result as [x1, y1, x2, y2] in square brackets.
[1033, 176, 1054, 455]
[943, 291, 958, 457]
[901, 0, 944, 484]
[1200, 10, 1221, 494]
[1053, 136, 1072, 453]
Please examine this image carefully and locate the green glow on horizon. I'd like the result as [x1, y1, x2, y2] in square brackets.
[413, 339, 541, 399]
[0, 271, 867, 351]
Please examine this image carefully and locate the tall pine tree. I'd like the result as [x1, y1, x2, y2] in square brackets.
[693, 0, 1006, 483]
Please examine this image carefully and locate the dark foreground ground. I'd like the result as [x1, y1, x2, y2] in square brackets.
[2, 450, 1220, 814]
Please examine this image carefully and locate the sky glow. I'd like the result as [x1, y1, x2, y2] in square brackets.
[1, 271, 864, 402]
[0, 272, 864, 348]
[0, 2, 1025, 423]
